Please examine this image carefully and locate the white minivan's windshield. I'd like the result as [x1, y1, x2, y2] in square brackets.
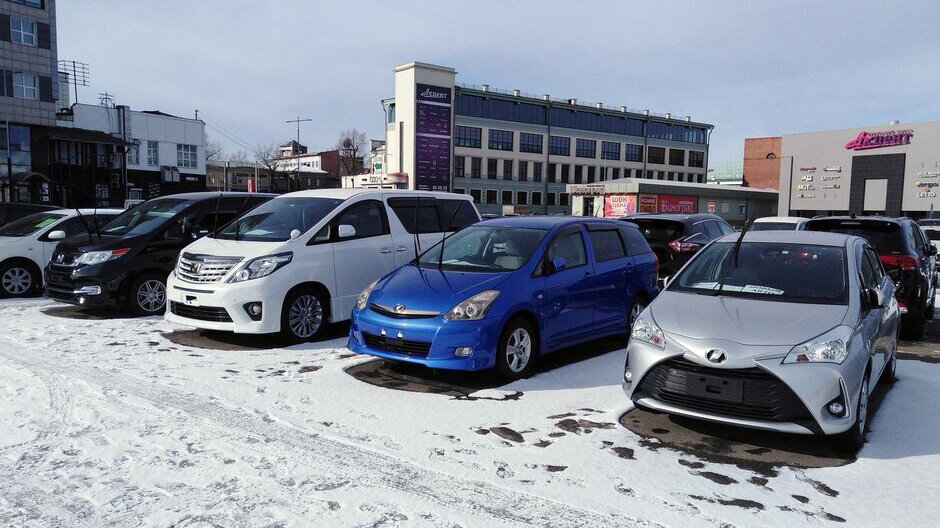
[417, 226, 547, 272]
[100, 199, 192, 237]
[670, 241, 848, 305]
[0, 212, 66, 237]
[214, 197, 344, 242]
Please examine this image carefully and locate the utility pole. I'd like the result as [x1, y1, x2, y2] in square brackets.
[286, 116, 312, 192]
[2, 72, 12, 202]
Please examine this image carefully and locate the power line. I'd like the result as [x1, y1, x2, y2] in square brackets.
[202, 116, 259, 153]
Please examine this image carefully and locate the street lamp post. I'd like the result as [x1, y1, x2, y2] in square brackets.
[286, 116, 312, 191]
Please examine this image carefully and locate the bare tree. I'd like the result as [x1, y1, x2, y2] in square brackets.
[226, 149, 249, 164]
[205, 139, 223, 164]
[335, 129, 367, 176]
[255, 143, 287, 192]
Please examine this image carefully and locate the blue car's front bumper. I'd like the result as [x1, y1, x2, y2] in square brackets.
[348, 306, 505, 371]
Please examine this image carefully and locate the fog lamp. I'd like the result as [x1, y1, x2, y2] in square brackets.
[454, 347, 473, 357]
[828, 402, 845, 415]
[243, 302, 263, 321]
[624, 370, 633, 382]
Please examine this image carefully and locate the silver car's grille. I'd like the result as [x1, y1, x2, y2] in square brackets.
[176, 252, 243, 283]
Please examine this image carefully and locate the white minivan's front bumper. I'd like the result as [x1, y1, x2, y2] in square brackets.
[165, 272, 287, 334]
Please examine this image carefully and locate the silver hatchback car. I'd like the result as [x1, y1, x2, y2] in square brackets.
[623, 230, 899, 450]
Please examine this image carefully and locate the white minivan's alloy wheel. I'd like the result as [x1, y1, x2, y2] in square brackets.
[288, 294, 323, 339]
[1, 267, 32, 296]
[505, 327, 532, 373]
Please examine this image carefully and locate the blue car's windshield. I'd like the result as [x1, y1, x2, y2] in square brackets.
[670, 242, 848, 305]
[100, 198, 191, 237]
[417, 226, 547, 272]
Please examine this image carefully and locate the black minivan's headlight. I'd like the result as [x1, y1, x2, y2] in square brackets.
[228, 252, 292, 283]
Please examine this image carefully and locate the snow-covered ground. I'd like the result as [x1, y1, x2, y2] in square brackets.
[1, 298, 939, 527]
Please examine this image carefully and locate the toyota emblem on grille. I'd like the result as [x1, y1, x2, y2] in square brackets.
[705, 349, 727, 364]
[191, 262, 202, 274]
[394, 303, 406, 313]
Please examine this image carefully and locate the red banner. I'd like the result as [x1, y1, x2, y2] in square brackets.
[604, 194, 636, 217]
[657, 195, 697, 214]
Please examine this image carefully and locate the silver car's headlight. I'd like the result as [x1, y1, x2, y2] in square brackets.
[228, 252, 292, 282]
[783, 326, 852, 364]
[357, 279, 379, 310]
[632, 317, 665, 349]
[444, 290, 500, 321]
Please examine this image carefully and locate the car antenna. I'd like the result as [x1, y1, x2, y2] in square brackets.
[438, 200, 467, 269]
[715, 217, 753, 296]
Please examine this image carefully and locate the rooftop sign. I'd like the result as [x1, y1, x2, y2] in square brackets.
[844, 129, 913, 151]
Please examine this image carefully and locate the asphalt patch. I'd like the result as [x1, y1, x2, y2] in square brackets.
[41, 305, 140, 320]
[897, 317, 940, 362]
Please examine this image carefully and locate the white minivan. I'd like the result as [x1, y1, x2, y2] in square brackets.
[165, 189, 480, 341]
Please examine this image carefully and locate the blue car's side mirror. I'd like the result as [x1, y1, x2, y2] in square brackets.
[550, 256, 567, 274]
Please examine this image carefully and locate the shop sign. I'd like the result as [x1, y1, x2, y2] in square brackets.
[603, 194, 636, 217]
[917, 191, 937, 198]
[797, 184, 814, 191]
[801, 175, 814, 182]
[800, 167, 817, 172]
[414, 83, 452, 192]
[916, 182, 939, 188]
[799, 193, 816, 198]
[638, 194, 658, 213]
[822, 174, 841, 181]
[824, 166, 842, 172]
[916, 170, 940, 178]
[707, 200, 716, 213]
[657, 195, 697, 214]
[822, 184, 841, 189]
[569, 184, 606, 195]
[844, 129, 913, 151]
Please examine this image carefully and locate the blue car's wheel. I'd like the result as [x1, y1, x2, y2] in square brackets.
[496, 318, 537, 380]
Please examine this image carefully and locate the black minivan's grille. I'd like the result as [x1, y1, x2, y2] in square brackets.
[362, 332, 431, 356]
[637, 357, 813, 423]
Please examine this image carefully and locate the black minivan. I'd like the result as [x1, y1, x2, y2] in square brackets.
[45, 192, 274, 315]
[621, 213, 735, 279]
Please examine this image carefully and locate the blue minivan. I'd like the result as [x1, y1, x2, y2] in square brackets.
[348, 216, 659, 379]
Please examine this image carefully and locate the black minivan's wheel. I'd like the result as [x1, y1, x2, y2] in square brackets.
[0, 262, 39, 298]
[129, 274, 167, 315]
[281, 288, 327, 343]
[495, 318, 538, 381]
[833, 376, 869, 453]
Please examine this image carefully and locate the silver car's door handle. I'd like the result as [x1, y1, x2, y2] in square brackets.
[379, 248, 393, 254]
[395, 246, 409, 252]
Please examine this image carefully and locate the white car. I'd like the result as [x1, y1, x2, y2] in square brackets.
[0, 209, 122, 297]
[165, 189, 480, 342]
[749, 216, 808, 231]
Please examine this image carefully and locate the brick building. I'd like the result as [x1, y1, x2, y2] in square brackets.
[743, 137, 781, 189]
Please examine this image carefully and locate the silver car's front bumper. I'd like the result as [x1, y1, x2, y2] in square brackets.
[623, 336, 868, 436]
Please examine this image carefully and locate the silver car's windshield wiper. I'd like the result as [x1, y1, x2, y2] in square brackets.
[713, 219, 753, 296]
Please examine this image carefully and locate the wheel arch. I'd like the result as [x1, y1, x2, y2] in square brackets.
[283, 281, 333, 321]
[0, 256, 43, 293]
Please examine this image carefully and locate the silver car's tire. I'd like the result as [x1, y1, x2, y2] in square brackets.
[834, 376, 869, 452]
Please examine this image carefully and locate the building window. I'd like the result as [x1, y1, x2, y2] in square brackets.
[625, 144, 643, 162]
[667, 172, 675, 181]
[452, 188, 465, 194]
[601, 141, 620, 160]
[669, 148, 685, 166]
[455, 125, 482, 148]
[561, 164, 570, 183]
[177, 144, 198, 168]
[560, 193, 570, 207]
[147, 140, 159, 166]
[531, 191, 542, 206]
[469, 189, 482, 203]
[611, 167, 620, 179]
[518, 160, 528, 182]
[487, 159, 498, 179]
[517, 191, 528, 205]
[454, 155, 465, 177]
[12, 73, 38, 100]
[547, 163, 557, 183]
[587, 166, 596, 183]
[519, 132, 543, 153]
[647, 146, 666, 165]
[646, 170, 655, 179]
[470, 157, 481, 178]
[8, 0, 43, 7]
[547, 193, 556, 206]
[657, 171, 665, 179]
[575, 138, 596, 158]
[11, 18, 37, 46]
[549, 136, 570, 156]
[486, 189, 498, 204]
[689, 151, 705, 168]
[533, 162, 542, 183]
[574, 165, 583, 184]
[502, 159, 513, 180]
[501, 190, 513, 205]
[127, 145, 139, 165]
[488, 129, 513, 151]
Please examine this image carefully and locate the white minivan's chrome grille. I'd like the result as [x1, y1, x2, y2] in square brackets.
[176, 252, 243, 283]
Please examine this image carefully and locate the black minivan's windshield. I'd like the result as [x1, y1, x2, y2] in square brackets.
[100, 199, 191, 237]
[670, 242, 848, 305]
[0, 212, 66, 237]
[214, 197, 344, 242]
[417, 226, 547, 272]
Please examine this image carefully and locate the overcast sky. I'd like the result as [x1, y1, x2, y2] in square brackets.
[57, 0, 940, 167]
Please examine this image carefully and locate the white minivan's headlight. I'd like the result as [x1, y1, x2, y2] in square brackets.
[357, 279, 379, 310]
[632, 317, 665, 349]
[228, 252, 292, 283]
[444, 290, 500, 321]
[783, 326, 852, 364]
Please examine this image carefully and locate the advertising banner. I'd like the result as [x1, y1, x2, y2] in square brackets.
[638, 194, 658, 213]
[414, 83, 452, 191]
[604, 194, 636, 217]
[657, 195, 697, 214]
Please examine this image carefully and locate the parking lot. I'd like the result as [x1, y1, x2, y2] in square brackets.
[1, 298, 939, 527]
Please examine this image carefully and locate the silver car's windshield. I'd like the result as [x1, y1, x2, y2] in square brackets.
[670, 241, 848, 305]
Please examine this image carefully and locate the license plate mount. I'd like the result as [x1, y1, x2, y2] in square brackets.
[184, 295, 200, 307]
[686, 375, 744, 403]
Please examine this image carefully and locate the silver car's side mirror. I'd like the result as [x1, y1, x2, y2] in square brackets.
[862, 288, 884, 310]
[337, 224, 357, 239]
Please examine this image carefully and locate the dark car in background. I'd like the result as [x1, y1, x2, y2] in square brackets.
[621, 213, 735, 280]
[45, 192, 275, 315]
[805, 216, 936, 338]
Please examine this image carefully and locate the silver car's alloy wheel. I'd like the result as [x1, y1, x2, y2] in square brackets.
[288, 294, 323, 339]
[506, 327, 532, 373]
[137, 280, 166, 313]
[1, 267, 31, 295]
[857, 378, 869, 437]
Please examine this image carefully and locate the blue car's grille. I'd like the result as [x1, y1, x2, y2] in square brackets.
[363, 332, 431, 356]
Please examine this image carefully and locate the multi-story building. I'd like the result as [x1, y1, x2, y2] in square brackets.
[381, 62, 713, 215]
[1, 0, 59, 202]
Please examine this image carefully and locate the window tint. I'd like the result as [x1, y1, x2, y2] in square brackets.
[387, 197, 476, 234]
[860, 248, 878, 289]
[56, 217, 91, 237]
[547, 230, 586, 268]
[620, 226, 652, 256]
[702, 221, 721, 238]
[588, 229, 627, 262]
[805, 220, 905, 254]
[628, 219, 685, 243]
[437, 199, 479, 230]
[334, 200, 387, 239]
[718, 222, 735, 235]
[865, 248, 885, 281]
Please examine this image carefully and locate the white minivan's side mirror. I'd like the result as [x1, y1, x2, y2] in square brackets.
[289, 229, 302, 240]
[47, 230, 66, 241]
[337, 224, 356, 239]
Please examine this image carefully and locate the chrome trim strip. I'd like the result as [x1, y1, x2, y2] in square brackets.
[172, 285, 215, 294]
[634, 397, 816, 435]
[369, 302, 440, 317]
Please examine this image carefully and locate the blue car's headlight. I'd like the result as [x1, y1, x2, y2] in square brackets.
[357, 279, 379, 310]
[631, 317, 665, 349]
[783, 326, 852, 364]
[444, 290, 500, 321]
